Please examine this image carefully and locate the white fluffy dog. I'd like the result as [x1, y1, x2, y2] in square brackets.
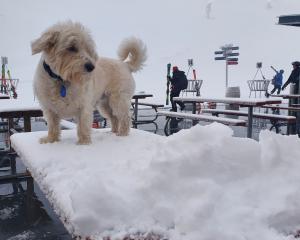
[32, 21, 147, 144]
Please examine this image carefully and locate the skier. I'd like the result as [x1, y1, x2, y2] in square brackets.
[266, 68, 284, 96]
[168, 66, 188, 112]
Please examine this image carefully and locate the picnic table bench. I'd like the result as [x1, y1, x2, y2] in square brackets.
[260, 104, 300, 112]
[131, 93, 154, 128]
[131, 99, 164, 132]
[131, 100, 164, 121]
[202, 109, 296, 134]
[157, 110, 246, 136]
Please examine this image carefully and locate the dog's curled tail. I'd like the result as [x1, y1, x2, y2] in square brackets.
[118, 37, 147, 72]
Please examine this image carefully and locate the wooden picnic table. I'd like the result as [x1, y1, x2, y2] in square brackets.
[270, 94, 300, 108]
[270, 94, 300, 109]
[270, 94, 300, 134]
[132, 93, 153, 128]
[173, 96, 282, 138]
[0, 100, 42, 196]
[0, 99, 43, 132]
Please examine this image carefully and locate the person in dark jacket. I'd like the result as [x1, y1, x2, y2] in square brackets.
[282, 61, 300, 135]
[282, 61, 300, 93]
[169, 66, 187, 111]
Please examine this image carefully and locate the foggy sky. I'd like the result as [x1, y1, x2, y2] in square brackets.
[1, 0, 300, 100]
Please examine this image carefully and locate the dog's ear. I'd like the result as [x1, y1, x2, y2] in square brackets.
[31, 30, 59, 55]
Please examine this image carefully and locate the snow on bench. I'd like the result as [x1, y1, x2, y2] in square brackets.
[202, 109, 296, 123]
[131, 100, 164, 109]
[157, 110, 247, 126]
[260, 105, 300, 112]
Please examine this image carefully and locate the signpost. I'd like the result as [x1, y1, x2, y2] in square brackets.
[214, 44, 239, 88]
[1, 57, 8, 94]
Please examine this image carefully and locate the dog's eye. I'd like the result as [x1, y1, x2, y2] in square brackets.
[67, 46, 78, 52]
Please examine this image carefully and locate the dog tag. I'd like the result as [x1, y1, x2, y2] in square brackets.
[60, 85, 66, 97]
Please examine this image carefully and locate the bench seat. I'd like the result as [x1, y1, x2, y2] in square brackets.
[131, 101, 164, 131]
[157, 111, 247, 126]
[131, 100, 164, 108]
[260, 105, 300, 112]
[201, 109, 296, 123]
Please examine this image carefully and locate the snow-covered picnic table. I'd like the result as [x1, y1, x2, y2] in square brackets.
[0, 99, 42, 131]
[173, 96, 282, 138]
[9, 124, 300, 240]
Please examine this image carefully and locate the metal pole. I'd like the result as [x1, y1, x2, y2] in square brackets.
[24, 115, 31, 132]
[192, 102, 198, 126]
[134, 98, 138, 128]
[225, 59, 228, 89]
[26, 175, 35, 223]
[247, 106, 254, 138]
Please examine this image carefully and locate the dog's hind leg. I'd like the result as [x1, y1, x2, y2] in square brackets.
[116, 114, 131, 136]
[40, 110, 61, 144]
[109, 93, 131, 136]
[97, 96, 118, 133]
[76, 107, 93, 145]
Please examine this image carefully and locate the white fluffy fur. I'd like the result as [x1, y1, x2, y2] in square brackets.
[32, 21, 147, 144]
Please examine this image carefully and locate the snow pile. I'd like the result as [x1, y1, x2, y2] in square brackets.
[10, 124, 300, 240]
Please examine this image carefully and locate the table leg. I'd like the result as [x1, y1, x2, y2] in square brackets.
[10, 155, 18, 193]
[8, 118, 13, 131]
[192, 102, 198, 126]
[247, 106, 253, 138]
[192, 102, 196, 114]
[26, 174, 35, 223]
[133, 99, 138, 128]
[287, 99, 292, 135]
[24, 115, 31, 132]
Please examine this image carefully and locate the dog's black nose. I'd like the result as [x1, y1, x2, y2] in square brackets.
[85, 62, 95, 72]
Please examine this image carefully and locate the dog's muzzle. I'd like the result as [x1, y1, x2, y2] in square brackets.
[85, 62, 95, 72]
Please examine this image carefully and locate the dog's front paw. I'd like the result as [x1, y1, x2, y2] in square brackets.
[39, 136, 59, 144]
[77, 138, 91, 145]
[116, 130, 129, 136]
[111, 125, 118, 133]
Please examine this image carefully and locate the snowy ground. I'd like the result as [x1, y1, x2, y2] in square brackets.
[9, 124, 300, 240]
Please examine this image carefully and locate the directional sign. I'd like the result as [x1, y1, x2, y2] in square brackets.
[215, 56, 226, 60]
[214, 44, 239, 88]
[227, 61, 238, 65]
[214, 51, 224, 55]
[230, 46, 239, 50]
[226, 52, 239, 57]
[226, 57, 238, 61]
[222, 46, 239, 51]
